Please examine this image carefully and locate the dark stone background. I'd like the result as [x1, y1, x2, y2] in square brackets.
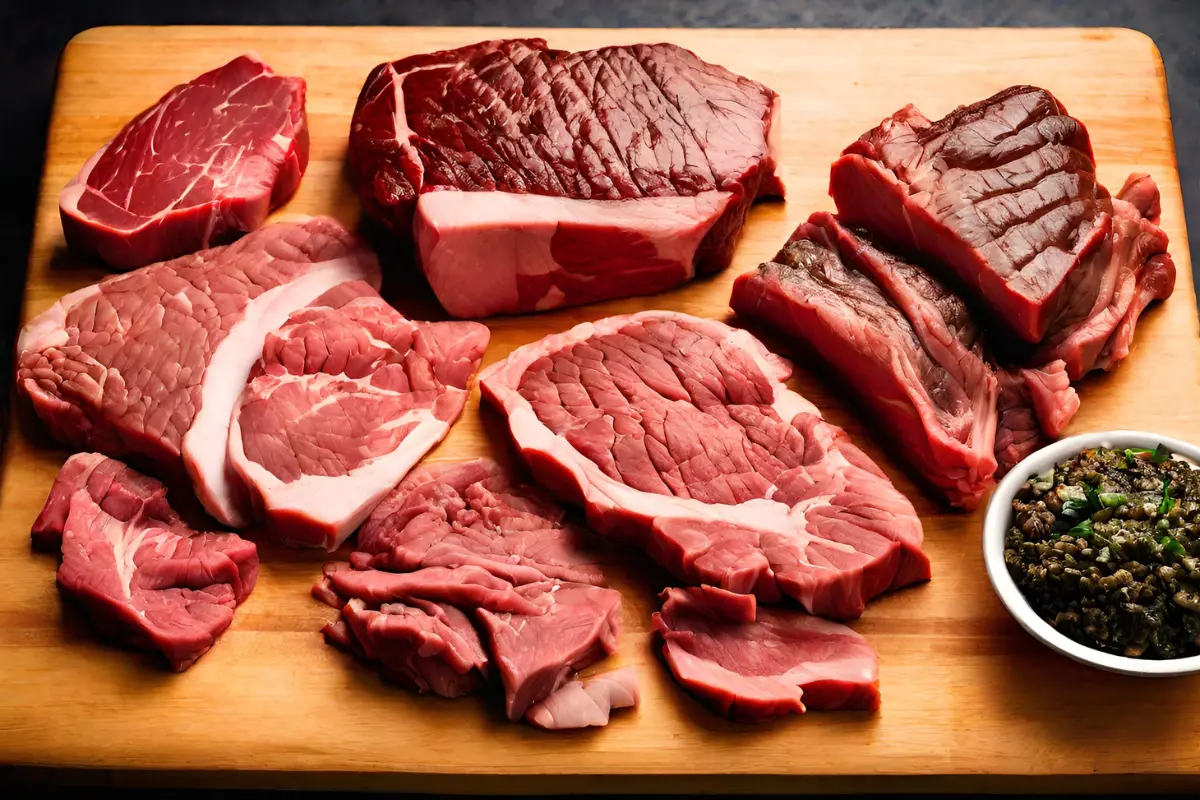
[0, 0, 1197, 795]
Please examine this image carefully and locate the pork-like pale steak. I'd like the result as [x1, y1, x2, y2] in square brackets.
[33, 453, 259, 672]
[480, 310, 931, 620]
[17, 217, 381, 528]
[229, 282, 489, 550]
[349, 38, 782, 318]
[61, 54, 308, 270]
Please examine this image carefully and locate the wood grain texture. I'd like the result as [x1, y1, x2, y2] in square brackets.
[0, 25, 1196, 792]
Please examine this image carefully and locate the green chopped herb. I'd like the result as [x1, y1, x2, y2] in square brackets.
[1161, 534, 1187, 555]
[1160, 479, 1176, 515]
[1125, 445, 1172, 465]
[1067, 519, 1094, 538]
[1084, 484, 1102, 512]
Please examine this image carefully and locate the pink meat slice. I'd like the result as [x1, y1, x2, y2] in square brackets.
[318, 564, 546, 617]
[35, 455, 259, 671]
[228, 282, 489, 549]
[993, 360, 1080, 476]
[476, 582, 623, 721]
[354, 458, 607, 585]
[653, 586, 879, 722]
[323, 597, 489, 698]
[349, 39, 783, 318]
[17, 218, 381, 527]
[525, 667, 640, 730]
[60, 54, 308, 270]
[480, 311, 930, 620]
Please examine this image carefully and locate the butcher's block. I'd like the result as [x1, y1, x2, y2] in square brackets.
[1, 25, 1196, 793]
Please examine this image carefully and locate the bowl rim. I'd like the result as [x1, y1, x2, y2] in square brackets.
[983, 429, 1200, 677]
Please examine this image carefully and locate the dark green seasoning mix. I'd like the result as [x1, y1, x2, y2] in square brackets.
[1005, 445, 1200, 659]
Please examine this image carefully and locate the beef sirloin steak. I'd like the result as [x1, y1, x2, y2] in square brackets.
[61, 54, 308, 270]
[480, 311, 930, 620]
[349, 39, 782, 318]
[228, 282, 489, 550]
[17, 218, 381, 527]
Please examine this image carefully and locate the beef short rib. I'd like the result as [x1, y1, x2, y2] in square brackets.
[349, 39, 782, 318]
[34, 453, 259, 671]
[17, 218, 381, 528]
[480, 311, 930, 620]
[228, 282, 489, 549]
[61, 54, 308, 270]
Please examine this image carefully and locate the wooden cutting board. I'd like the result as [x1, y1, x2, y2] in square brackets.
[1, 25, 1196, 793]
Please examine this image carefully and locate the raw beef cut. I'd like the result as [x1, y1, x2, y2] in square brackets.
[61, 54, 308, 270]
[34, 453, 259, 671]
[354, 459, 606, 585]
[349, 38, 783, 318]
[476, 582, 623, 721]
[322, 597, 488, 698]
[480, 311, 930, 620]
[1026, 175, 1175, 379]
[316, 563, 546, 616]
[829, 85, 1112, 343]
[227, 282, 489, 549]
[653, 586, 879, 722]
[731, 212, 999, 509]
[17, 218, 381, 527]
[993, 360, 1080, 476]
[525, 668, 640, 730]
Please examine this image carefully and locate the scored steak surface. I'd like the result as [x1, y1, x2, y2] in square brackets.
[17, 218, 381, 528]
[349, 38, 782, 317]
[61, 54, 308, 270]
[480, 311, 930, 620]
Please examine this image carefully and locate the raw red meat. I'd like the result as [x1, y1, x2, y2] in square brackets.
[480, 311, 930, 620]
[61, 54, 308, 270]
[829, 86, 1111, 343]
[228, 282, 489, 549]
[316, 564, 546, 616]
[653, 586, 879, 722]
[476, 582, 623, 721]
[525, 668, 640, 730]
[731, 212, 998, 508]
[34, 453, 258, 671]
[354, 459, 606, 585]
[17, 218, 380, 527]
[349, 39, 782, 317]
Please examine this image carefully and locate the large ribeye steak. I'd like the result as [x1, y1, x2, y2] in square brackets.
[480, 311, 930, 620]
[228, 281, 489, 550]
[731, 212, 999, 509]
[34, 453, 259, 671]
[830, 85, 1110, 343]
[17, 218, 380, 528]
[349, 39, 782, 318]
[61, 54, 308, 270]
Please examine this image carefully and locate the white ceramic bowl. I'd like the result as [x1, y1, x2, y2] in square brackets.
[983, 429, 1200, 677]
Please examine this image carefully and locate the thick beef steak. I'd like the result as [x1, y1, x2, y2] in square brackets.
[731, 212, 1000, 508]
[34, 454, 258, 671]
[480, 311, 930, 620]
[653, 586, 879, 722]
[17, 218, 380, 527]
[228, 282, 489, 549]
[61, 54, 308, 270]
[349, 39, 782, 318]
[829, 86, 1110, 343]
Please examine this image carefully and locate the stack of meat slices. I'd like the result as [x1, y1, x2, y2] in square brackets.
[733, 85, 1175, 506]
[313, 459, 638, 731]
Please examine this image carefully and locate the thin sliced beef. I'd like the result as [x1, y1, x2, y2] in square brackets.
[315, 564, 546, 616]
[323, 597, 488, 698]
[1027, 176, 1176, 378]
[17, 218, 381, 527]
[480, 311, 930, 620]
[61, 54, 308, 270]
[830, 86, 1112, 343]
[653, 586, 879, 722]
[525, 668, 640, 730]
[34, 454, 258, 671]
[475, 582, 623, 721]
[349, 39, 783, 317]
[228, 282, 489, 549]
[731, 212, 998, 508]
[354, 459, 606, 585]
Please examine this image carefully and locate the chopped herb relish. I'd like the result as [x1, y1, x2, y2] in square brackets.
[1004, 445, 1200, 659]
